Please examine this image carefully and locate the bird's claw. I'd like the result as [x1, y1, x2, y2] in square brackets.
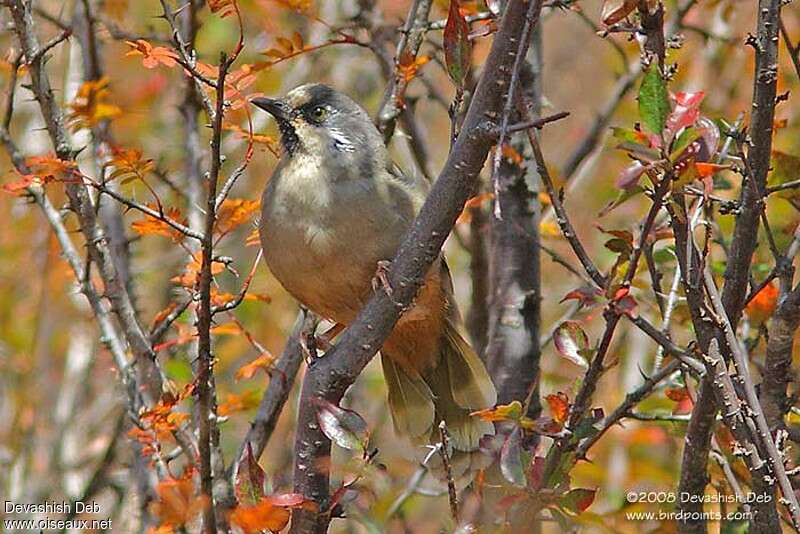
[372, 259, 393, 296]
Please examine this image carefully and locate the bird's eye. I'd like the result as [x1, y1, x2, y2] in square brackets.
[309, 106, 327, 121]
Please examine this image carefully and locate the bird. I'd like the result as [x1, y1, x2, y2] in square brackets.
[251, 84, 496, 452]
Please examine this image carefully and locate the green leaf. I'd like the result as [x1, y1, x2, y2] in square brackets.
[315, 398, 369, 453]
[638, 65, 669, 136]
[769, 151, 800, 198]
[611, 127, 649, 145]
[443, 0, 471, 87]
[235, 442, 266, 506]
[599, 186, 645, 217]
[671, 126, 698, 158]
[561, 488, 597, 515]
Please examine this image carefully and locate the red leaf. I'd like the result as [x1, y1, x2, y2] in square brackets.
[666, 91, 705, 136]
[443, 0, 471, 87]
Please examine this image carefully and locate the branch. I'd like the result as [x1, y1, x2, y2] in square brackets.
[195, 51, 232, 534]
[703, 265, 800, 529]
[228, 312, 310, 483]
[7, 0, 162, 393]
[376, 0, 433, 141]
[289, 2, 545, 531]
[559, 0, 698, 181]
[721, 0, 782, 323]
[575, 358, 682, 459]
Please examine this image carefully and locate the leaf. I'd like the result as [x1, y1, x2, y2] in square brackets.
[235, 443, 266, 505]
[208, 0, 236, 17]
[560, 286, 602, 308]
[770, 151, 800, 197]
[553, 321, 591, 368]
[601, 0, 638, 25]
[315, 398, 369, 452]
[500, 427, 526, 487]
[545, 393, 570, 425]
[235, 353, 275, 381]
[560, 488, 596, 515]
[457, 191, 494, 224]
[638, 65, 669, 137]
[261, 32, 308, 65]
[666, 387, 694, 415]
[273, 0, 312, 13]
[528, 456, 545, 491]
[216, 198, 260, 235]
[443, 0, 471, 87]
[151, 472, 207, 528]
[125, 39, 178, 69]
[471, 400, 523, 422]
[665, 91, 705, 137]
[745, 282, 778, 325]
[616, 160, 649, 190]
[171, 254, 225, 287]
[211, 323, 243, 336]
[611, 127, 649, 145]
[218, 390, 261, 416]
[615, 294, 639, 318]
[68, 77, 122, 130]
[230, 495, 306, 534]
[694, 162, 729, 179]
[598, 186, 644, 217]
[105, 147, 155, 183]
[131, 206, 186, 241]
[397, 53, 430, 83]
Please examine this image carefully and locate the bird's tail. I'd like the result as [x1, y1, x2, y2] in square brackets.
[382, 318, 497, 451]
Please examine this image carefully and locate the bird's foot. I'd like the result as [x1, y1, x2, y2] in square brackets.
[371, 259, 394, 296]
[300, 323, 344, 364]
[300, 330, 319, 365]
[317, 323, 344, 352]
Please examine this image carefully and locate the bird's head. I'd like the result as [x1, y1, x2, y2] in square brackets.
[251, 84, 380, 158]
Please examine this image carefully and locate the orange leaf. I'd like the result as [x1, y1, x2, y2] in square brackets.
[126, 39, 178, 69]
[397, 53, 430, 83]
[745, 282, 778, 325]
[152, 302, 178, 328]
[171, 254, 225, 288]
[545, 393, 570, 425]
[211, 323, 242, 336]
[230, 495, 307, 534]
[151, 473, 207, 528]
[216, 198, 260, 235]
[456, 191, 494, 224]
[218, 390, 261, 416]
[694, 162, 728, 179]
[235, 353, 275, 381]
[131, 206, 186, 241]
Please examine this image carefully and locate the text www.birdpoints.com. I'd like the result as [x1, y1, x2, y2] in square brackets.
[622, 492, 772, 522]
[4, 500, 112, 531]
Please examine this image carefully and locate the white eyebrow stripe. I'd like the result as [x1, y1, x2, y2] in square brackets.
[328, 127, 356, 152]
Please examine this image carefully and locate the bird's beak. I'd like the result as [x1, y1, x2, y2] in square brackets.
[251, 97, 291, 122]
